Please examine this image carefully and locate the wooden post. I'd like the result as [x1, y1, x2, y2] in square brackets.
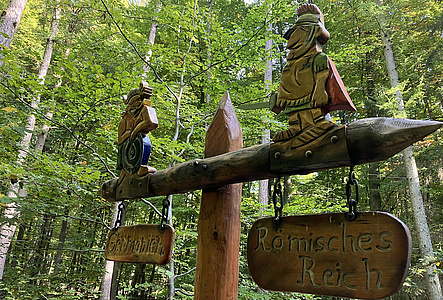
[194, 91, 242, 299]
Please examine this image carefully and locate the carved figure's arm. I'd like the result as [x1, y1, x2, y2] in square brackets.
[118, 116, 131, 145]
[311, 52, 330, 108]
[130, 106, 158, 139]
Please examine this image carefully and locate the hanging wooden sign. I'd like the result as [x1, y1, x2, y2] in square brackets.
[247, 212, 411, 299]
[105, 224, 175, 265]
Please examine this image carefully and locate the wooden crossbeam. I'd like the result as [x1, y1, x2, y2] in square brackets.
[100, 118, 442, 201]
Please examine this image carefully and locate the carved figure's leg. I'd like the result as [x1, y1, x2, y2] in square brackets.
[272, 111, 302, 142]
[272, 108, 335, 146]
[290, 108, 335, 149]
[138, 134, 157, 176]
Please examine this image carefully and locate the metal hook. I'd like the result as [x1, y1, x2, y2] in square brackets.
[345, 167, 359, 221]
[160, 197, 170, 230]
[113, 202, 126, 230]
[272, 178, 283, 224]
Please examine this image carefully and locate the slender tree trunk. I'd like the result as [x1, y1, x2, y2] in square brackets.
[258, 131, 270, 208]
[29, 214, 53, 282]
[167, 194, 175, 300]
[375, 1, 442, 298]
[205, 0, 212, 104]
[368, 163, 382, 211]
[0, 0, 27, 66]
[0, 5, 61, 281]
[283, 175, 291, 205]
[167, 4, 198, 296]
[100, 202, 125, 300]
[142, 0, 160, 78]
[258, 12, 273, 208]
[10, 222, 25, 269]
[364, 49, 383, 211]
[52, 215, 69, 275]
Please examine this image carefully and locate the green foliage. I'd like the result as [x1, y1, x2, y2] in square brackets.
[0, 0, 442, 298]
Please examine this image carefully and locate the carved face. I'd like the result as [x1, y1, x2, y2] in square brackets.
[126, 95, 144, 117]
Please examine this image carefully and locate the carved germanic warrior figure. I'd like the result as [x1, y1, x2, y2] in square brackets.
[117, 81, 158, 176]
[271, 4, 356, 148]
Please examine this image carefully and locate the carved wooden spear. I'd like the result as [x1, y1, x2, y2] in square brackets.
[100, 118, 442, 201]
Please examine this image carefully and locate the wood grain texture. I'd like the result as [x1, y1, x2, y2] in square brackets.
[100, 118, 442, 201]
[247, 212, 412, 299]
[194, 91, 243, 300]
[105, 224, 174, 265]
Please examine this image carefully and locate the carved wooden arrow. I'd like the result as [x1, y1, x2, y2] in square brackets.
[100, 117, 442, 201]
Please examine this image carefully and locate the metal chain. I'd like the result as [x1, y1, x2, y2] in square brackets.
[160, 197, 170, 230]
[113, 202, 126, 230]
[345, 167, 359, 221]
[272, 177, 283, 224]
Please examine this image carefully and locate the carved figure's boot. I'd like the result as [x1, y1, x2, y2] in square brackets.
[137, 165, 157, 176]
[272, 108, 335, 147]
[272, 111, 303, 142]
[290, 108, 335, 149]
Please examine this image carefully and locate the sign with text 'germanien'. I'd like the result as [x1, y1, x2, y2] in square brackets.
[105, 224, 174, 265]
[247, 212, 411, 299]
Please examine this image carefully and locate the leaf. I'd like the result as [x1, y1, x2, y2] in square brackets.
[1, 107, 18, 113]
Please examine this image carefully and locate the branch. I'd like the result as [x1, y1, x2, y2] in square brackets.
[99, 0, 179, 102]
[140, 198, 162, 217]
[172, 266, 196, 280]
[185, 17, 270, 85]
[58, 214, 112, 230]
[21, 205, 112, 230]
[47, 247, 104, 253]
[99, 0, 272, 93]
[175, 289, 194, 297]
[0, 81, 117, 177]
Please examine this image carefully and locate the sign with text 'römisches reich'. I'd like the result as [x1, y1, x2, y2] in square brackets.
[105, 224, 174, 265]
[247, 212, 411, 299]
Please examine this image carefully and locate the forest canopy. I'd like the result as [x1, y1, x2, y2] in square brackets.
[0, 0, 442, 299]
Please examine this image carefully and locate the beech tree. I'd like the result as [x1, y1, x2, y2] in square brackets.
[0, 0, 27, 66]
[0, 0, 441, 299]
[0, 3, 60, 280]
[374, 1, 442, 298]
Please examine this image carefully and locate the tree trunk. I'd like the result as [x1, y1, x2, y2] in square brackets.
[205, 0, 212, 104]
[258, 131, 270, 209]
[142, 0, 160, 78]
[368, 163, 382, 211]
[52, 215, 69, 275]
[0, 5, 61, 281]
[29, 213, 53, 282]
[0, 0, 27, 66]
[375, 1, 442, 298]
[163, 194, 174, 299]
[283, 175, 291, 205]
[100, 202, 125, 300]
[258, 14, 273, 208]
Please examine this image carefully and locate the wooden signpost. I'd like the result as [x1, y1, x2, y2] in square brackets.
[194, 91, 242, 300]
[99, 3, 443, 299]
[247, 212, 412, 299]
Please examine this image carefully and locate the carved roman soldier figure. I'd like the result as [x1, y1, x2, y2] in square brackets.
[271, 4, 356, 148]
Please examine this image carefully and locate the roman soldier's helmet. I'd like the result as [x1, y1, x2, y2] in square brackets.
[286, 3, 330, 45]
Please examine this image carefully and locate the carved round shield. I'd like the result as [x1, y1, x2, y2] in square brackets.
[121, 133, 143, 174]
